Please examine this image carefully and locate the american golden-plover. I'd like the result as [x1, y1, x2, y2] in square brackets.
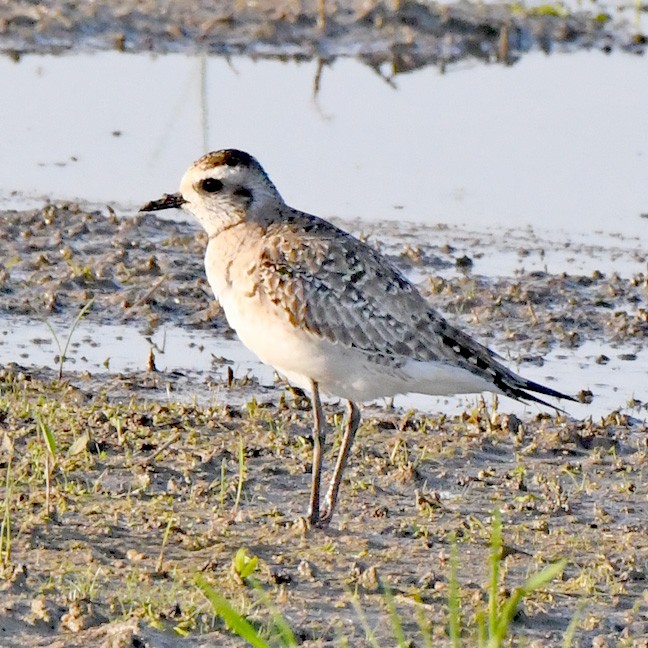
[141, 149, 575, 527]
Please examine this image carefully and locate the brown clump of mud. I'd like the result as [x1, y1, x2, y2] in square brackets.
[0, 204, 217, 330]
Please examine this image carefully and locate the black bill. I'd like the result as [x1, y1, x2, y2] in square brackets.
[139, 192, 186, 212]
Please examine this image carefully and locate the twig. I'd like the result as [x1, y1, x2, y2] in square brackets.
[123, 275, 168, 320]
[156, 516, 174, 574]
[133, 432, 181, 467]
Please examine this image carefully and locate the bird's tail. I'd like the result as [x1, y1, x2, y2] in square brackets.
[496, 372, 579, 413]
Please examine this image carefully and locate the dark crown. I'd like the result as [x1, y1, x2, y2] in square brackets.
[199, 149, 256, 169]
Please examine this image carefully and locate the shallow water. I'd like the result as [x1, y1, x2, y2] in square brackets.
[0, 48, 646, 424]
[0, 317, 274, 387]
[2, 314, 645, 423]
[1, 49, 648, 236]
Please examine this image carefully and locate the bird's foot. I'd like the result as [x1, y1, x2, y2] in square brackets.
[317, 505, 333, 527]
[303, 508, 333, 530]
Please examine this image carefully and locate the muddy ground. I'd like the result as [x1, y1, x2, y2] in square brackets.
[1, 0, 646, 70]
[1, 0, 648, 646]
[0, 203, 646, 647]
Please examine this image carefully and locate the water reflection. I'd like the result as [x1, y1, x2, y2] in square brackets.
[1, 50, 647, 236]
[1, 317, 644, 421]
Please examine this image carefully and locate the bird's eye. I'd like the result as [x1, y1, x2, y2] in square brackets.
[201, 178, 223, 193]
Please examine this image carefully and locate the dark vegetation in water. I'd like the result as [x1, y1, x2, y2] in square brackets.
[0, 0, 645, 74]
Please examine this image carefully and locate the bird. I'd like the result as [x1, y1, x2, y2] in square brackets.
[140, 149, 577, 527]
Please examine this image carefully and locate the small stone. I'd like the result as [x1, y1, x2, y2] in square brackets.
[297, 559, 315, 580]
[126, 549, 145, 562]
[455, 254, 473, 269]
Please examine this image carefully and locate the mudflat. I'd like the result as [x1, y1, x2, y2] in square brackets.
[0, 203, 646, 645]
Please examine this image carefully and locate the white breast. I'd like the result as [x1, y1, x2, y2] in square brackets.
[205, 237, 499, 403]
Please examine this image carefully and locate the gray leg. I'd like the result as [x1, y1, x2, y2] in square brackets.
[307, 380, 326, 526]
[320, 400, 361, 525]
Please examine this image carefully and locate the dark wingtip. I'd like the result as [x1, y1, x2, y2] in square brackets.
[511, 378, 580, 414]
[525, 379, 579, 403]
[140, 193, 186, 212]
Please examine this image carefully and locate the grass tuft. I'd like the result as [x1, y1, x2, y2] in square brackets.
[0, 434, 14, 569]
[42, 298, 94, 380]
[195, 573, 271, 648]
[196, 514, 568, 647]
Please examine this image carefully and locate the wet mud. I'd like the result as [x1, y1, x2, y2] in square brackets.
[0, 1, 647, 644]
[0, 204, 646, 646]
[1, 0, 646, 72]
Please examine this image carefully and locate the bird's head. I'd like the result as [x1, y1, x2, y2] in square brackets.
[140, 149, 281, 237]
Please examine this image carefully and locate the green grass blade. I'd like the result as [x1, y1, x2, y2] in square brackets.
[42, 319, 62, 359]
[413, 593, 433, 648]
[36, 412, 56, 456]
[448, 537, 461, 648]
[41, 297, 94, 379]
[233, 547, 259, 581]
[563, 601, 584, 648]
[60, 298, 94, 366]
[522, 559, 567, 593]
[492, 588, 524, 645]
[268, 606, 298, 647]
[476, 609, 486, 648]
[492, 560, 567, 644]
[381, 580, 408, 648]
[349, 592, 381, 648]
[0, 448, 12, 566]
[195, 574, 271, 648]
[251, 580, 298, 646]
[488, 509, 502, 637]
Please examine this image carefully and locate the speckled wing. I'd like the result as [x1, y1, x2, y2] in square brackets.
[253, 209, 574, 406]
[255, 212, 484, 368]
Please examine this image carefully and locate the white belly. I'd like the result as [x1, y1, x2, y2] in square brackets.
[217, 283, 497, 403]
[205, 239, 498, 403]
[218, 281, 371, 397]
